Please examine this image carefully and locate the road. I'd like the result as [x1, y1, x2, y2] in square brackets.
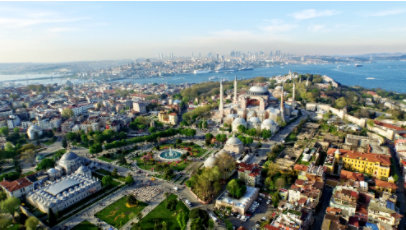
[313, 186, 333, 230]
[389, 145, 406, 230]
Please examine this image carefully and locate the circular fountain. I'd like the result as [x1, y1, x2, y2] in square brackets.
[158, 147, 184, 161]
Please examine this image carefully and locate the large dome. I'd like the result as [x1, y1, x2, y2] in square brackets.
[232, 117, 247, 127]
[249, 85, 269, 95]
[204, 155, 217, 168]
[60, 152, 78, 161]
[226, 136, 243, 146]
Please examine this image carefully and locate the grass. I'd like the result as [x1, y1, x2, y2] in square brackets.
[72, 220, 99, 230]
[136, 194, 189, 230]
[98, 156, 114, 162]
[95, 195, 147, 229]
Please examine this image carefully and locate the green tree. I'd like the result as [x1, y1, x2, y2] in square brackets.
[0, 216, 11, 229]
[127, 195, 138, 206]
[0, 127, 9, 136]
[61, 108, 74, 119]
[177, 210, 188, 230]
[62, 138, 68, 148]
[237, 125, 246, 133]
[226, 179, 246, 199]
[261, 129, 272, 139]
[205, 133, 213, 145]
[36, 158, 55, 171]
[125, 174, 134, 185]
[335, 97, 347, 109]
[25, 216, 39, 230]
[101, 175, 113, 187]
[0, 197, 20, 221]
[111, 168, 118, 177]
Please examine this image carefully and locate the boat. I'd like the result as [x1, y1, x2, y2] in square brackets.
[355, 64, 363, 67]
[238, 67, 254, 71]
[193, 69, 211, 74]
[208, 76, 217, 80]
[366, 77, 376, 80]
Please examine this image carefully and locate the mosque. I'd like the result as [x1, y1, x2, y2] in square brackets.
[26, 151, 102, 213]
[214, 75, 297, 134]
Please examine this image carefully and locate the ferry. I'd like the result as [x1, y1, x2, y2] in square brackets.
[355, 64, 363, 67]
[208, 76, 217, 80]
[193, 69, 211, 74]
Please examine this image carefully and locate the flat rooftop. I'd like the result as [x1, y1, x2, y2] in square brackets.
[45, 178, 80, 196]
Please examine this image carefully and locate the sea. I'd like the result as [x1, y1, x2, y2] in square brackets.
[1, 60, 406, 93]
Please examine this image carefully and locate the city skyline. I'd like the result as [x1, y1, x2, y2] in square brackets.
[1, 2, 406, 62]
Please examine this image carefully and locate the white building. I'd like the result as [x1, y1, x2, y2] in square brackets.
[27, 125, 43, 140]
[26, 166, 101, 213]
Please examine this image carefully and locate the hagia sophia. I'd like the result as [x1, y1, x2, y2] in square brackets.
[214, 75, 298, 134]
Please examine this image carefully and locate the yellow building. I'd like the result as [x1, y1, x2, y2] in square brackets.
[328, 148, 391, 180]
[158, 112, 178, 125]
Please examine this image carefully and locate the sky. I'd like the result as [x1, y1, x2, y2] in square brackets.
[1, 1, 406, 62]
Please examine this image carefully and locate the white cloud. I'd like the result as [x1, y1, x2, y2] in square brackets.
[0, 17, 87, 29]
[369, 9, 406, 17]
[260, 19, 296, 33]
[291, 9, 339, 20]
[308, 24, 326, 32]
[48, 27, 80, 33]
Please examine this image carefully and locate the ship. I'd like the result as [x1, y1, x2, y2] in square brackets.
[238, 67, 254, 71]
[193, 69, 211, 74]
[208, 76, 217, 80]
[355, 64, 363, 67]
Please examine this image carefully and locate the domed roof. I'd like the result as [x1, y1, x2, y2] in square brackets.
[249, 85, 269, 95]
[261, 119, 278, 131]
[75, 165, 90, 175]
[226, 136, 243, 146]
[232, 117, 247, 126]
[249, 116, 261, 124]
[60, 151, 78, 162]
[204, 155, 217, 168]
[47, 168, 58, 175]
[262, 119, 277, 126]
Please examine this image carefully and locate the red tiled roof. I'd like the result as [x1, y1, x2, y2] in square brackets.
[340, 170, 365, 182]
[294, 164, 308, 172]
[327, 148, 391, 166]
[0, 177, 32, 192]
[263, 225, 280, 230]
[375, 179, 397, 190]
[374, 120, 405, 131]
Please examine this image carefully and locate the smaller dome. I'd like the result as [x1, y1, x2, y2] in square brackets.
[249, 117, 261, 124]
[204, 155, 217, 168]
[47, 168, 58, 176]
[226, 136, 243, 146]
[75, 165, 90, 175]
[232, 117, 247, 127]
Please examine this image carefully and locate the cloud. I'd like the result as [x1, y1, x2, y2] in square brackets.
[48, 27, 80, 33]
[0, 17, 88, 29]
[260, 19, 296, 33]
[369, 9, 406, 17]
[291, 9, 339, 20]
[308, 24, 326, 32]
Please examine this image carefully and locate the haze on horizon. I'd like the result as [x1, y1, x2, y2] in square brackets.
[1, 1, 406, 63]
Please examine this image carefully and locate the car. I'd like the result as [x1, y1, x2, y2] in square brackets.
[266, 200, 271, 205]
[255, 224, 260, 228]
[237, 214, 241, 219]
[261, 216, 267, 221]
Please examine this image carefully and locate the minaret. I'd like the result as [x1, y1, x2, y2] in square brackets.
[289, 70, 292, 81]
[219, 80, 224, 117]
[280, 86, 285, 123]
[306, 77, 309, 87]
[233, 75, 238, 104]
[292, 82, 296, 103]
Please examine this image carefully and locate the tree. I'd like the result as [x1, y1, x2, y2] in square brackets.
[335, 97, 347, 109]
[226, 179, 246, 199]
[205, 133, 213, 145]
[177, 210, 188, 230]
[266, 162, 280, 178]
[161, 221, 167, 230]
[89, 143, 102, 154]
[261, 129, 272, 139]
[215, 153, 236, 180]
[237, 125, 246, 133]
[25, 216, 39, 230]
[0, 216, 11, 229]
[127, 195, 138, 206]
[111, 168, 118, 177]
[275, 177, 286, 189]
[101, 175, 113, 187]
[36, 158, 55, 170]
[61, 108, 74, 119]
[0, 197, 20, 221]
[62, 138, 68, 148]
[125, 174, 134, 185]
[0, 127, 8, 137]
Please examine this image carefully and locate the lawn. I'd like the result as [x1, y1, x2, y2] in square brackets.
[98, 156, 114, 162]
[72, 221, 99, 230]
[136, 194, 189, 230]
[95, 195, 147, 229]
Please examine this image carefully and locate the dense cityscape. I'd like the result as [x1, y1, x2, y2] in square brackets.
[2, 1, 406, 230]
